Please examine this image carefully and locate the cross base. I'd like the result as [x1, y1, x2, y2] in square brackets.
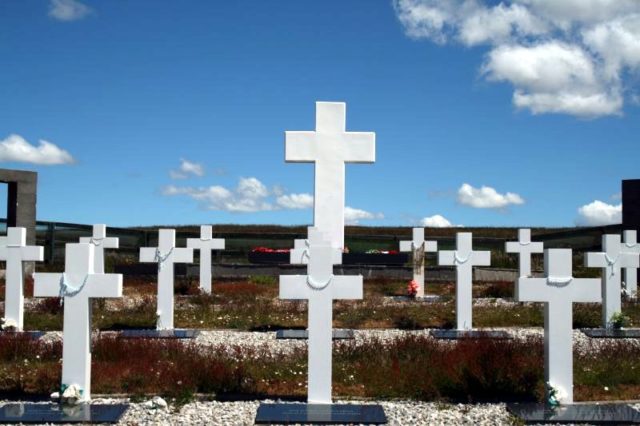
[254, 403, 387, 424]
[430, 329, 511, 340]
[506, 403, 640, 424]
[0, 403, 129, 424]
[275, 329, 354, 340]
[580, 328, 640, 339]
[118, 329, 199, 339]
[0, 330, 45, 339]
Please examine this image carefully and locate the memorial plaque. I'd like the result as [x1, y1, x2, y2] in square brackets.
[507, 403, 640, 424]
[430, 329, 511, 340]
[255, 403, 387, 424]
[276, 329, 354, 340]
[0, 403, 128, 424]
[119, 329, 199, 339]
[581, 328, 640, 339]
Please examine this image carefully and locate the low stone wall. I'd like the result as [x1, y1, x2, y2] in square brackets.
[189, 264, 528, 282]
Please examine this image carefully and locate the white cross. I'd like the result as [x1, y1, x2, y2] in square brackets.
[33, 243, 122, 402]
[399, 227, 437, 297]
[517, 249, 600, 404]
[140, 229, 193, 330]
[290, 227, 342, 265]
[285, 102, 375, 251]
[280, 235, 362, 404]
[79, 224, 119, 274]
[622, 230, 640, 297]
[0, 227, 43, 331]
[505, 229, 543, 283]
[438, 232, 490, 331]
[186, 225, 225, 294]
[585, 234, 639, 328]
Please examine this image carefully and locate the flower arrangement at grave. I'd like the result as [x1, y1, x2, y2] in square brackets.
[407, 279, 419, 298]
[610, 312, 630, 329]
[251, 246, 291, 253]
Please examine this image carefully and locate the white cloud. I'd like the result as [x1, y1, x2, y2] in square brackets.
[0, 134, 74, 165]
[457, 183, 524, 209]
[393, 0, 640, 117]
[169, 158, 205, 179]
[48, 0, 92, 22]
[421, 214, 458, 227]
[344, 207, 384, 225]
[276, 193, 314, 209]
[576, 200, 622, 226]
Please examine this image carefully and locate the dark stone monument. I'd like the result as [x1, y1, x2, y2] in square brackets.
[0, 403, 128, 424]
[0, 169, 37, 245]
[581, 328, 640, 339]
[431, 329, 511, 340]
[507, 402, 640, 424]
[119, 329, 199, 339]
[255, 403, 387, 425]
[276, 329, 354, 340]
[622, 179, 640, 233]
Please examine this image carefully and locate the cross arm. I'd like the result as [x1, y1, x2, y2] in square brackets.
[139, 247, 157, 263]
[173, 248, 193, 263]
[399, 241, 412, 252]
[285, 132, 317, 162]
[79, 236, 119, 249]
[33, 272, 64, 298]
[619, 252, 640, 268]
[21, 246, 44, 262]
[279, 275, 309, 299]
[438, 250, 456, 266]
[330, 276, 363, 300]
[472, 251, 491, 266]
[343, 133, 375, 163]
[585, 252, 607, 268]
[85, 274, 123, 298]
[515, 277, 549, 303]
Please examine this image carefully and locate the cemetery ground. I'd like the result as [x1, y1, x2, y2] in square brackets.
[2, 274, 640, 409]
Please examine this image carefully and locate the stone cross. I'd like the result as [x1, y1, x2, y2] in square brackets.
[290, 227, 342, 265]
[0, 227, 43, 331]
[438, 232, 490, 331]
[622, 230, 640, 297]
[517, 249, 600, 404]
[186, 225, 225, 294]
[399, 227, 437, 297]
[285, 102, 375, 251]
[280, 235, 363, 404]
[79, 224, 119, 274]
[140, 229, 193, 330]
[505, 229, 543, 282]
[585, 234, 639, 328]
[33, 243, 122, 402]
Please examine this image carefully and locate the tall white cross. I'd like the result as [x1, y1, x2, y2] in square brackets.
[290, 227, 342, 265]
[438, 232, 490, 331]
[186, 225, 225, 294]
[622, 230, 640, 297]
[0, 227, 43, 331]
[280, 236, 363, 404]
[140, 229, 193, 330]
[517, 249, 600, 404]
[399, 227, 437, 298]
[505, 229, 543, 284]
[285, 102, 375, 251]
[33, 243, 122, 402]
[79, 224, 119, 274]
[585, 234, 639, 328]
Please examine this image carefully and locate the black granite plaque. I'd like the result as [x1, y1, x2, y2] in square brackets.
[507, 403, 640, 424]
[430, 329, 511, 340]
[119, 329, 200, 339]
[275, 329, 354, 340]
[255, 403, 387, 424]
[0, 331, 45, 339]
[581, 328, 640, 338]
[0, 403, 128, 424]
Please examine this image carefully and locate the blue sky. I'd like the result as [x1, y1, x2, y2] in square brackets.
[0, 0, 638, 228]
